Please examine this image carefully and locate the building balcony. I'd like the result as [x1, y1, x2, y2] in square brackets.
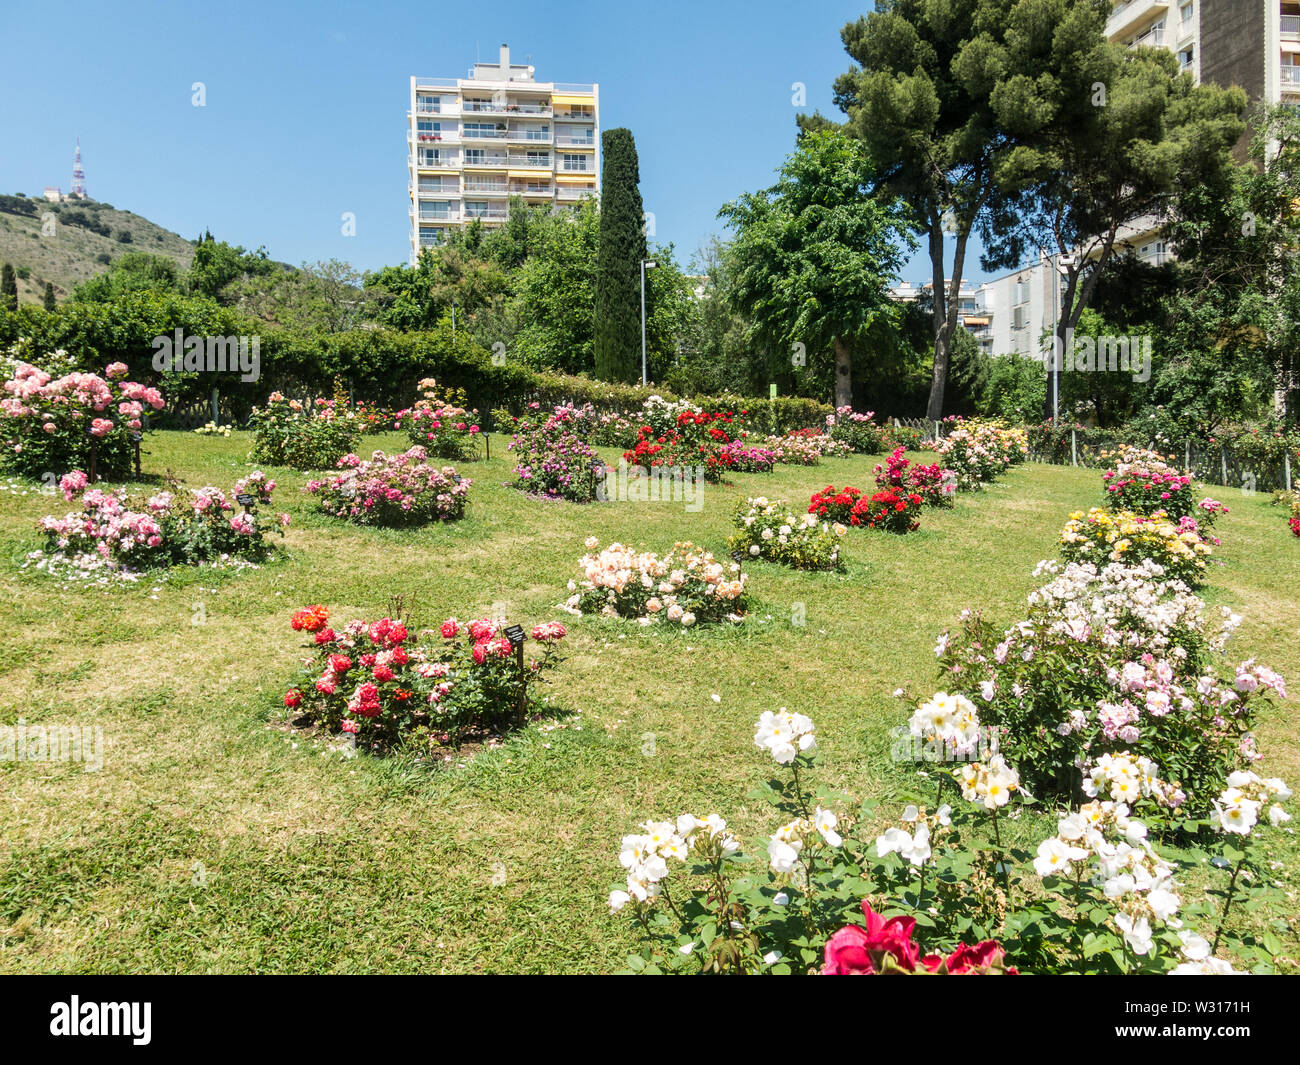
[414, 208, 460, 222]
[556, 186, 596, 201]
[555, 134, 596, 147]
[463, 181, 509, 195]
[506, 154, 552, 169]
[1130, 26, 1165, 48]
[412, 131, 457, 144]
[507, 129, 553, 144]
[414, 155, 462, 169]
[1284, 15, 1300, 38]
[414, 183, 461, 197]
[1106, 0, 1169, 41]
[1283, 66, 1300, 89]
[462, 155, 508, 168]
[557, 163, 594, 174]
[509, 183, 554, 197]
[554, 108, 595, 121]
[463, 207, 509, 222]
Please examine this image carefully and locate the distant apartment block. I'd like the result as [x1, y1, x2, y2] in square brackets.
[407, 45, 599, 263]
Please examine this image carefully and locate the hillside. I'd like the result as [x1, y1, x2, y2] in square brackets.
[0, 194, 197, 304]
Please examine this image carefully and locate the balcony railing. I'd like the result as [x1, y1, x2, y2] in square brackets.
[412, 131, 455, 143]
[462, 127, 507, 139]
[418, 210, 459, 222]
[557, 162, 594, 173]
[555, 134, 595, 146]
[463, 181, 508, 194]
[555, 109, 595, 121]
[556, 186, 596, 201]
[507, 128, 552, 143]
[415, 154, 461, 168]
[463, 207, 508, 221]
[1131, 27, 1165, 48]
[417, 184, 460, 197]
[462, 154, 508, 167]
[1283, 66, 1300, 88]
[506, 154, 551, 168]
[509, 183, 554, 196]
[1284, 15, 1300, 35]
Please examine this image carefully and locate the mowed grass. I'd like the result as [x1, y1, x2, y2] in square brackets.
[0, 430, 1297, 973]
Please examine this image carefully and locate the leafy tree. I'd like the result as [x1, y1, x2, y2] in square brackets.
[230, 259, 364, 334]
[594, 128, 649, 383]
[1154, 104, 1300, 433]
[74, 252, 180, 302]
[512, 200, 600, 372]
[1, 263, 16, 312]
[824, 0, 1117, 419]
[985, 43, 1245, 419]
[187, 232, 275, 301]
[718, 129, 914, 408]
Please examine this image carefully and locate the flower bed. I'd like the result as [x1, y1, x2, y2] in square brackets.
[730, 496, 845, 569]
[250, 392, 358, 470]
[874, 446, 955, 507]
[499, 404, 604, 503]
[825, 407, 890, 454]
[284, 607, 566, 751]
[1059, 507, 1218, 587]
[935, 550, 1284, 818]
[304, 447, 470, 526]
[610, 661, 1292, 973]
[395, 379, 481, 461]
[924, 419, 1027, 490]
[560, 538, 747, 626]
[762, 429, 851, 466]
[1, 359, 164, 481]
[1099, 445, 1199, 519]
[32, 469, 286, 580]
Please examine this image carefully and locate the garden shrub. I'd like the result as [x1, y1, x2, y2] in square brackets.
[305, 447, 470, 526]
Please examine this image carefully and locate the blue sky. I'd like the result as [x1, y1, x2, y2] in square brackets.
[0, 0, 991, 283]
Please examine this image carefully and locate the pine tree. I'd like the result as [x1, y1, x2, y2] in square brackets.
[1, 263, 17, 312]
[593, 128, 648, 384]
[43, 281, 56, 311]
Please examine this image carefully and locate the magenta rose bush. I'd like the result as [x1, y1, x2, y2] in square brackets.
[1, 358, 164, 481]
[305, 447, 470, 527]
[282, 607, 567, 752]
[498, 403, 604, 503]
[31, 468, 286, 581]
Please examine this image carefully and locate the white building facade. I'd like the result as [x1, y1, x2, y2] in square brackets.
[408, 45, 599, 263]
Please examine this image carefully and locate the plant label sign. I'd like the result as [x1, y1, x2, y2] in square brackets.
[236, 493, 257, 508]
[503, 624, 526, 646]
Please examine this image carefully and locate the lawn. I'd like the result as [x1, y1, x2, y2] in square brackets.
[1, 430, 1297, 973]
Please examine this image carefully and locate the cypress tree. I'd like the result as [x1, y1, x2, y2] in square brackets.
[43, 281, 56, 311]
[594, 128, 648, 383]
[1, 263, 17, 312]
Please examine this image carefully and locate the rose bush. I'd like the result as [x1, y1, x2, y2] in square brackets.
[394, 378, 481, 461]
[32, 468, 286, 580]
[731, 496, 845, 569]
[284, 607, 567, 751]
[560, 538, 747, 627]
[499, 403, 604, 503]
[249, 392, 358, 470]
[305, 447, 470, 526]
[1, 357, 164, 481]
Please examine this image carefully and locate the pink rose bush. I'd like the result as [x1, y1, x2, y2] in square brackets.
[561, 538, 747, 626]
[283, 606, 566, 751]
[1, 358, 164, 481]
[249, 392, 359, 470]
[923, 418, 1027, 490]
[822, 902, 1016, 975]
[874, 446, 956, 508]
[304, 447, 470, 526]
[393, 378, 481, 461]
[32, 469, 285, 579]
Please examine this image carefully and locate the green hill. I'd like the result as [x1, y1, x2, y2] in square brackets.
[0, 193, 197, 305]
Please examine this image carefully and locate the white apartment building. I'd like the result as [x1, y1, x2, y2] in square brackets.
[407, 45, 599, 263]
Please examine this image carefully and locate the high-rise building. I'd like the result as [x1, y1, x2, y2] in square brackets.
[1107, 0, 1300, 112]
[407, 45, 599, 263]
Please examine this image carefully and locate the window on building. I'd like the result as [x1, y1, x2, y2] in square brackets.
[1179, 2, 1193, 26]
[562, 153, 589, 171]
